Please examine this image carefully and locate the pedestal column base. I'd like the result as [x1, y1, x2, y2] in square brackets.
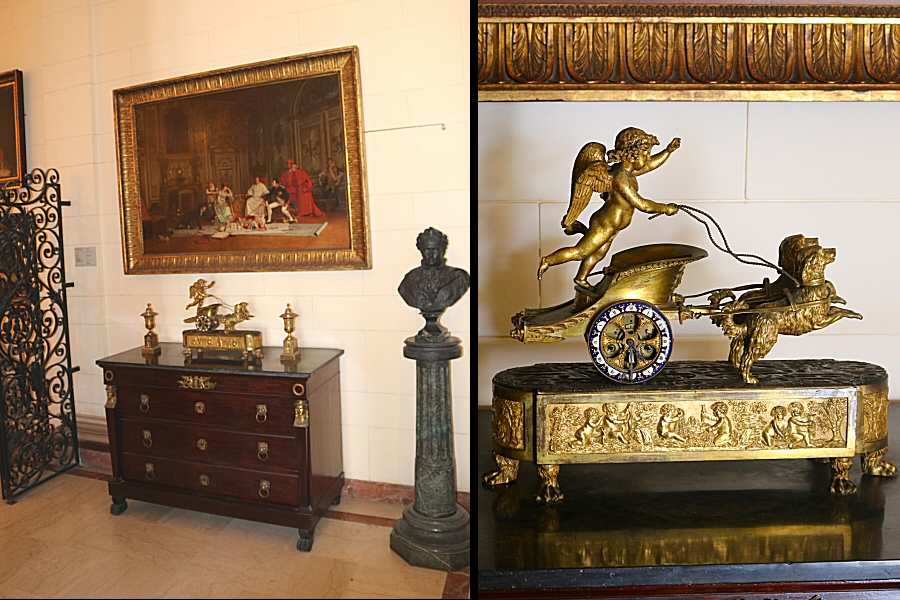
[390, 503, 470, 572]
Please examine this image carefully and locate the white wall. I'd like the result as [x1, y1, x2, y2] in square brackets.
[479, 101, 900, 406]
[0, 0, 470, 492]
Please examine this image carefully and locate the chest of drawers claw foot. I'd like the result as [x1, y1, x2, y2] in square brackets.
[99, 343, 344, 552]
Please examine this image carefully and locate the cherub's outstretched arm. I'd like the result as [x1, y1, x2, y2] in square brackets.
[618, 181, 678, 216]
[634, 138, 680, 175]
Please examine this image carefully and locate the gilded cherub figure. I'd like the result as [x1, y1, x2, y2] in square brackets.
[657, 403, 686, 443]
[537, 127, 681, 289]
[701, 402, 733, 447]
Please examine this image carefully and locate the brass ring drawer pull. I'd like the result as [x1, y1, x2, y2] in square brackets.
[292, 383, 305, 397]
[143, 430, 152, 447]
[256, 404, 267, 423]
[140, 395, 149, 412]
[258, 442, 268, 461]
[259, 480, 270, 498]
[197, 439, 207, 451]
[195, 402, 205, 414]
[145, 463, 154, 480]
[199, 475, 210, 486]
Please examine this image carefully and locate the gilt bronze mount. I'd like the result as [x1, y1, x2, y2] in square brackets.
[484, 360, 896, 502]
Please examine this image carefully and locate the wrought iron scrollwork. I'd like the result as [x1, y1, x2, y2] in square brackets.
[0, 168, 79, 503]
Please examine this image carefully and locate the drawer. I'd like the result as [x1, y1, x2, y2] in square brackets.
[123, 453, 303, 507]
[103, 366, 308, 399]
[117, 385, 298, 434]
[121, 420, 301, 474]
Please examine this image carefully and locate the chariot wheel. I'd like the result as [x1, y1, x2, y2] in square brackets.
[195, 315, 220, 332]
[586, 300, 673, 383]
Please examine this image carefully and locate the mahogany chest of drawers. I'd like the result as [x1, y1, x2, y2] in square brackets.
[97, 343, 344, 551]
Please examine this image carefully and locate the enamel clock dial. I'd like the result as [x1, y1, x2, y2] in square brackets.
[586, 300, 672, 383]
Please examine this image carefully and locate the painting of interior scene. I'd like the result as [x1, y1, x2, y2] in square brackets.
[0, 81, 20, 184]
[134, 73, 350, 255]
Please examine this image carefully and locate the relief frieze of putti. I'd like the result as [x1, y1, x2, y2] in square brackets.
[546, 398, 848, 454]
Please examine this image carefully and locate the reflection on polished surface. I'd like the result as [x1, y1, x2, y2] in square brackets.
[479, 409, 900, 572]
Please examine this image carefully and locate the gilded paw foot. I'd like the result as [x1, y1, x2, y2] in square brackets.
[862, 448, 897, 477]
[536, 483, 564, 503]
[831, 477, 858, 495]
[536, 464, 563, 503]
[830, 457, 857, 495]
[483, 453, 519, 486]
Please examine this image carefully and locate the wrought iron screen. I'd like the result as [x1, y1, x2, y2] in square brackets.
[0, 168, 78, 503]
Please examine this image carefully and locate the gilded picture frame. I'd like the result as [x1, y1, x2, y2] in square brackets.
[0, 70, 26, 187]
[114, 47, 370, 274]
[478, 3, 900, 101]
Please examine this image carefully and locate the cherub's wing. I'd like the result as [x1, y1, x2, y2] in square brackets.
[562, 161, 612, 228]
[571, 142, 607, 194]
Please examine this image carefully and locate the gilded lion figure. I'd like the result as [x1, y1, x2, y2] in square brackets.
[710, 235, 862, 384]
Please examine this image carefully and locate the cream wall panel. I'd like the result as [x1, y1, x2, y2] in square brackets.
[207, 16, 299, 63]
[370, 193, 415, 232]
[365, 330, 416, 395]
[41, 0, 90, 17]
[68, 295, 106, 325]
[41, 5, 90, 65]
[477, 202, 540, 337]
[313, 295, 419, 333]
[362, 91, 409, 131]
[60, 163, 99, 217]
[131, 33, 211, 77]
[408, 83, 468, 126]
[0, 5, 11, 30]
[265, 271, 365, 297]
[64, 244, 104, 297]
[401, 0, 468, 24]
[12, 0, 41, 29]
[340, 391, 369, 429]
[365, 123, 468, 195]
[400, 18, 466, 90]
[368, 427, 415, 486]
[414, 189, 470, 231]
[45, 134, 94, 168]
[43, 56, 90, 93]
[95, 49, 131, 82]
[748, 103, 900, 200]
[65, 214, 105, 246]
[362, 227, 422, 296]
[451, 331, 470, 399]
[364, 393, 416, 432]
[342, 425, 370, 481]
[478, 102, 747, 203]
[455, 433, 469, 492]
[44, 84, 93, 140]
[92, 0, 167, 54]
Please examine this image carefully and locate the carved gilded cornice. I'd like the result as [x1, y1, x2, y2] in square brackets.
[478, 3, 900, 100]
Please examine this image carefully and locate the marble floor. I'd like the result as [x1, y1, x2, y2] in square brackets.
[0, 472, 469, 598]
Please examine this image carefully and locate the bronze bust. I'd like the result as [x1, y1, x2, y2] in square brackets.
[398, 227, 469, 341]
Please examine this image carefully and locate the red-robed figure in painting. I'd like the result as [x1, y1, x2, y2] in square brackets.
[282, 158, 324, 218]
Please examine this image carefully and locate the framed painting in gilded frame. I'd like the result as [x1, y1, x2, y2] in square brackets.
[0, 70, 26, 187]
[114, 47, 370, 274]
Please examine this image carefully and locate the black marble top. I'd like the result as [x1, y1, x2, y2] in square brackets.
[479, 407, 900, 591]
[97, 343, 342, 379]
[493, 359, 888, 393]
